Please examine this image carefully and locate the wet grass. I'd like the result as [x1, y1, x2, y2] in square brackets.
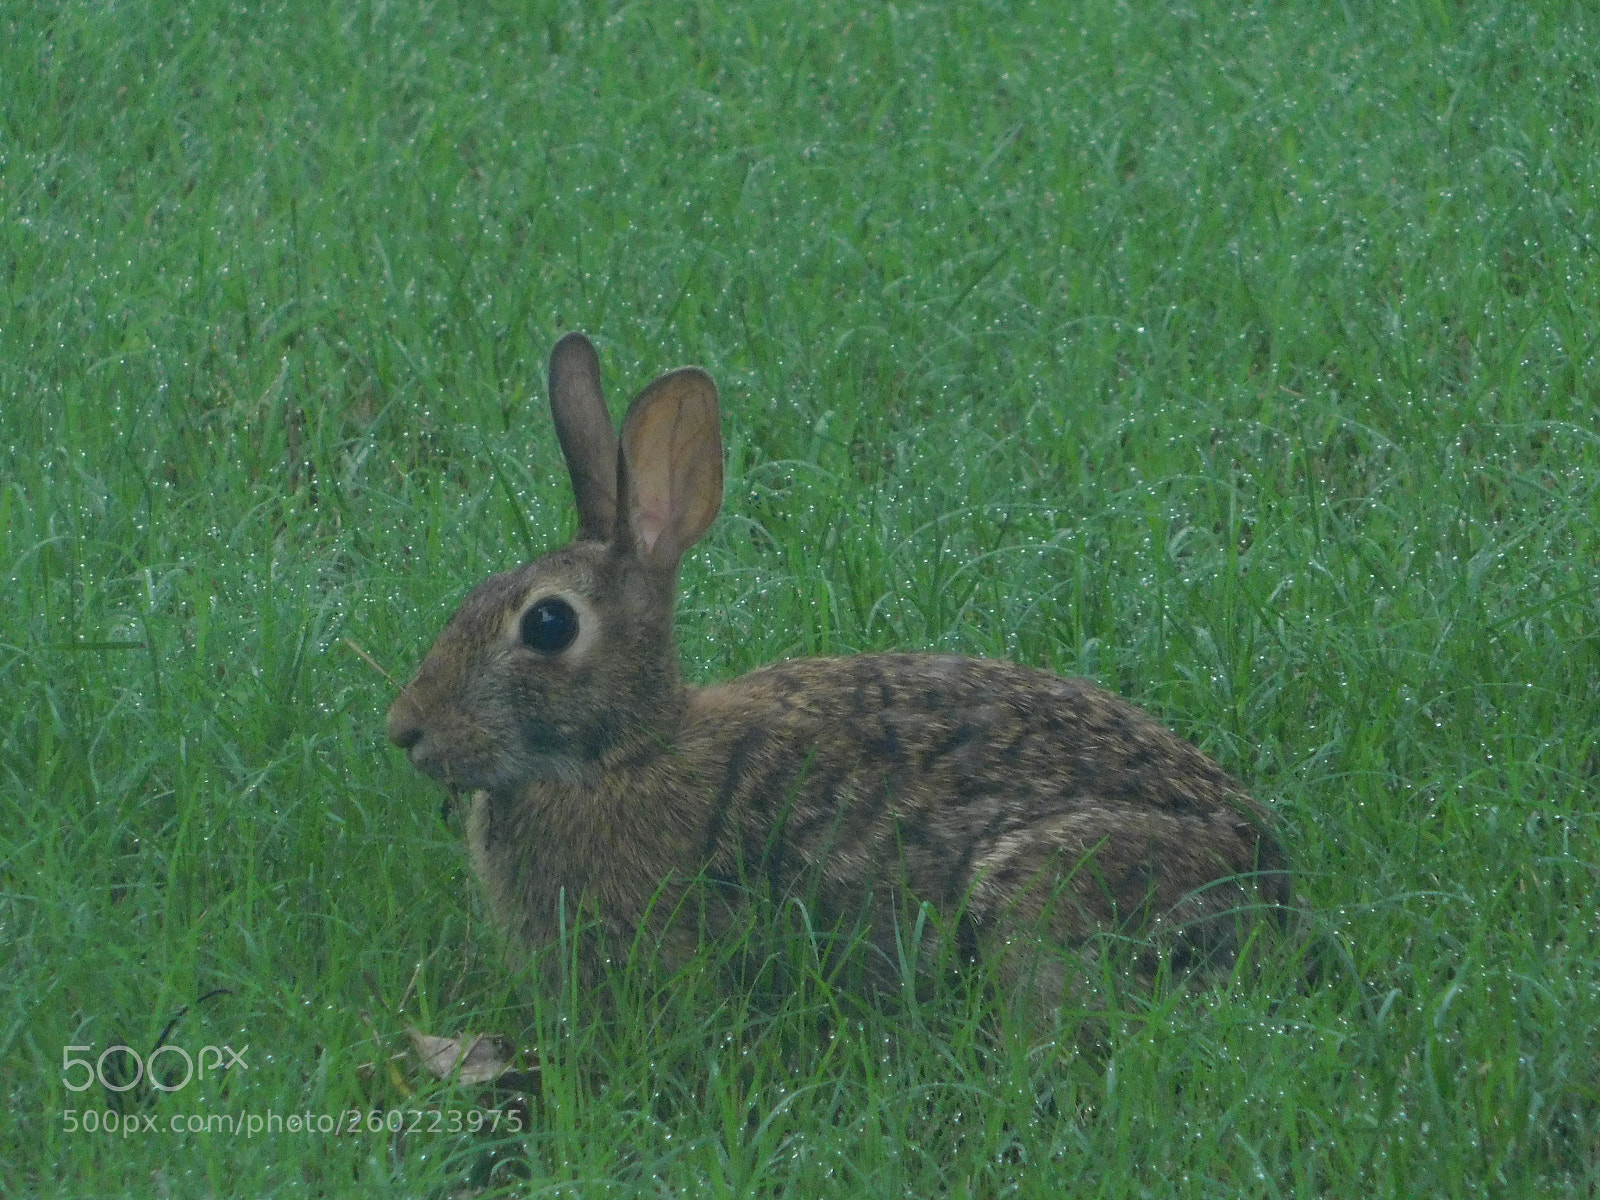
[3, 0, 1598, 1194]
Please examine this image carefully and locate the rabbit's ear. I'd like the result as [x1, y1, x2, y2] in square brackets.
[548, 333, 619, 542]
[617, 366, 723, 570]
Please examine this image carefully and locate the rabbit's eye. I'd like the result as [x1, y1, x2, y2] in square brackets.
[520, 597, 579, 653]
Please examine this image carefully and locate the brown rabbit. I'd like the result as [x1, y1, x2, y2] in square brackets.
[387, 333, 1290, 1005]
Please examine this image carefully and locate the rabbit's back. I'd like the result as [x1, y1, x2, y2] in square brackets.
[685, 653, 1287, 976]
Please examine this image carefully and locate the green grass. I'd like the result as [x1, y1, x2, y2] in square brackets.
[3, 0, 1598, 1193]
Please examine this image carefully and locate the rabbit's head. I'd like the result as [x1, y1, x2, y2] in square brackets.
[386, 333, 723, 794]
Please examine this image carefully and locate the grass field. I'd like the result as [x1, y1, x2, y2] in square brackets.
[4, 0, 1599, 1194]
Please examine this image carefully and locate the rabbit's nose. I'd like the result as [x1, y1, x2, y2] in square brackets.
[387, 700, 425, 751]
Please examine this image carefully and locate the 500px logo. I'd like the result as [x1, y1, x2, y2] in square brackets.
[62, 1043, 249, 1093]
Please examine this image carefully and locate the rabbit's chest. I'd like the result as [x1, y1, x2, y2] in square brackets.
[463, 780, 701, 946]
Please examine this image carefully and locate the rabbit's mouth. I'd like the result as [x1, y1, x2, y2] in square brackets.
[412, 752, 502, 795]
[406, 737, 585, 797]
[394, 733, 493, 793]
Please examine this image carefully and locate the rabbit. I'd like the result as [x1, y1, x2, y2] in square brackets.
[386, 332, 1291, 1006]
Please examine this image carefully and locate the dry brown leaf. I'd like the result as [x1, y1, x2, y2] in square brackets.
[407, 1027, 518, 1086]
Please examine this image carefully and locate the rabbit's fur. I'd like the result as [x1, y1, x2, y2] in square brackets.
[388, 333, 1290, 1002]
